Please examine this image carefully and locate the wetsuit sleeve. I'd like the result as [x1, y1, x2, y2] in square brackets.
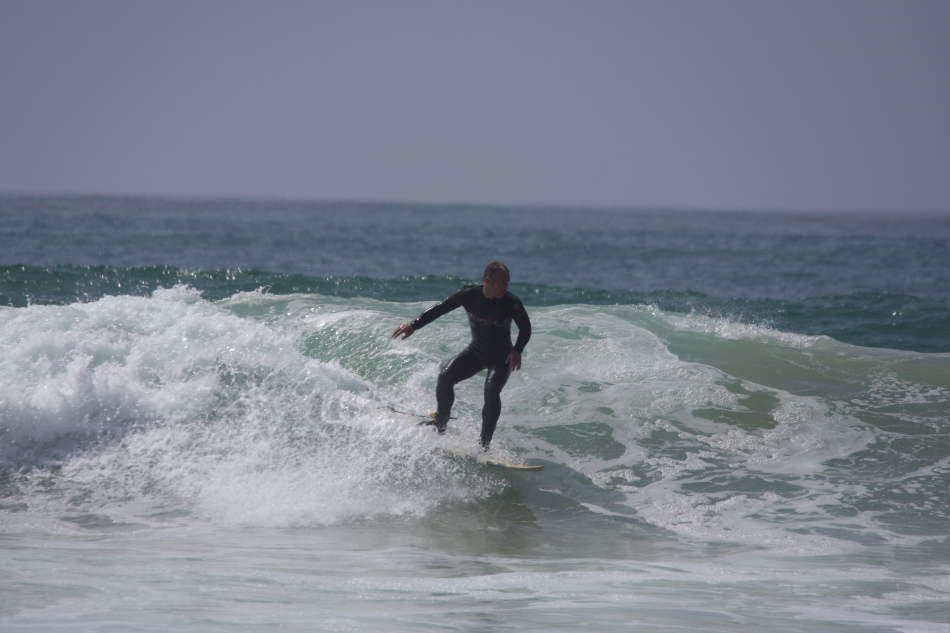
[512, 300, 531, 353]
[410, 288, 467, 331]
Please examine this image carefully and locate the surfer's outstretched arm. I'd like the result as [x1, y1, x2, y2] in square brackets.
[412, 289, 466, 329]
[392, 288, 468, 339]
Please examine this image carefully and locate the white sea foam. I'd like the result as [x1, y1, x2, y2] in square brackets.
[660, 307, 823, 347]
[1, 288, 504, 530]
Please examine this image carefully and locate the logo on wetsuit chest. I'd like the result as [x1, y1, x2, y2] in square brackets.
[466, 310, 511, 329]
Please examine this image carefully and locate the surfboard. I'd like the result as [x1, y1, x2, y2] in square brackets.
[385, 405, 544, 471]
[478, 456, 545, 472]
[441, 447, 545, 472]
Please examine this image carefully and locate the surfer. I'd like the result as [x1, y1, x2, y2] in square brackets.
[392, 261, 531, 449]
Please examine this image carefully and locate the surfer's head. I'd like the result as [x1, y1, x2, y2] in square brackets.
[482, 261, 510, 299]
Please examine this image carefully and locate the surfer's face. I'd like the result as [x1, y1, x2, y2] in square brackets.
[482, 271, 509, 299]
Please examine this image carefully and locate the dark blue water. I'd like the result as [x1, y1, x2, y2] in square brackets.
[2, 194, 949, 351]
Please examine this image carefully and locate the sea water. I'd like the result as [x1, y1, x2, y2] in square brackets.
[1, 194, 949, 632]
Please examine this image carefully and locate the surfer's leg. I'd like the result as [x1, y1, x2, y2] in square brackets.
[435, 348, 483, 430]
[480, 363, 511, 449]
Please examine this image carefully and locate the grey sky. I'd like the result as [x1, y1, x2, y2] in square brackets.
[2, 0, 949, 211]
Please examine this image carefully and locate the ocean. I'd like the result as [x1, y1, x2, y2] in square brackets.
[1, 194, 948, 632]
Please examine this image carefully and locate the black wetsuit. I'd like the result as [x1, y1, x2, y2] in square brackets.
[410, 285, 531, 447]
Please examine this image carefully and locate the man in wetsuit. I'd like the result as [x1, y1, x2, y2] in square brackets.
[392, 261, 531, 449]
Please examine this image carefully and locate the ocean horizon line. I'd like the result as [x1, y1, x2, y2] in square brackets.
[2, 188, 945, 217]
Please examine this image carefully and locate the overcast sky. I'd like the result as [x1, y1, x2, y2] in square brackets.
[2, 0, 949, 211]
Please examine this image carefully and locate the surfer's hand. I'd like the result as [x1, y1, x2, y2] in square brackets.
[392, 323, 414, 339]
[506, 350, 522, 371]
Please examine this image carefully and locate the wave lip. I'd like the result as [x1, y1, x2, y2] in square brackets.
[3, 264, 950, 352]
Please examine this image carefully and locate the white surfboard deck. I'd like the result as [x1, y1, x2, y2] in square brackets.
[480, 458, 545, 472]
[464, 451, 544, 472]
[442, 448, 545, 472]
